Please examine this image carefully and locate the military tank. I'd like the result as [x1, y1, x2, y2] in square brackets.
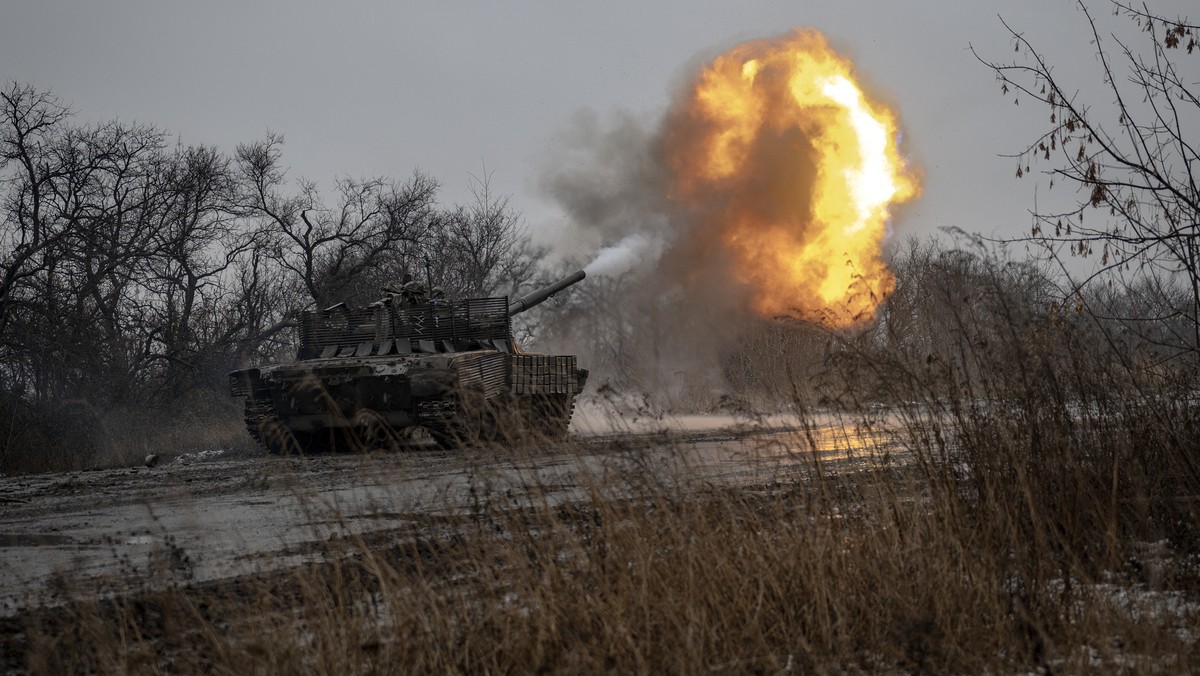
[229, 271, 588, 453]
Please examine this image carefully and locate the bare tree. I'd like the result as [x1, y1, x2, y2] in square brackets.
[0, 82, 555, 470]
[426, 170, 546, 300]
[136, 144, 264, 395]
[234, 135, 440, 308]
[0, 83, 73, 338]
[1, 85, 291, 410]
[0, 82, 185, 404]
[975, 1, 1199, 354]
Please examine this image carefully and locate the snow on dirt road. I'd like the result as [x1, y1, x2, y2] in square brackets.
[0, 413, 902, 615]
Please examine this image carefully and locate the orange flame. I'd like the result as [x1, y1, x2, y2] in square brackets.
[664, 29, 920, 325]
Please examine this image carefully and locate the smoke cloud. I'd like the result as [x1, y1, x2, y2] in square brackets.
[539, 108, 670, 251]
[538, 108, 755, 408]
[537, 31, 917, 410]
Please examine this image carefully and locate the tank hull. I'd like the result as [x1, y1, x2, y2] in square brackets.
[231, 349, 587, 453]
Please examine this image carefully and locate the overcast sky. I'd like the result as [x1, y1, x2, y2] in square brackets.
[2, 0, 1195, 260]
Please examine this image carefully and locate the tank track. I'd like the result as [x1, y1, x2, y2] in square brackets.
[246, 393, 581, 452]
[244, 396, 287, 454]
[243, 396, 337, 455]
[417, 395, 507, 448]
[416, 398, 463, 448]
[415, 394, 577, 447]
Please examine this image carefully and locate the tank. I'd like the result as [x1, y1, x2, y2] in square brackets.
[229, 271, 589, 453]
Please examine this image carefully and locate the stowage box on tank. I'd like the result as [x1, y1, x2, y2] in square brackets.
[229, 271, 589, 453]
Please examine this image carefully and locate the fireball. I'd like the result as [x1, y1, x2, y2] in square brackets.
[663, 29, 919, 324]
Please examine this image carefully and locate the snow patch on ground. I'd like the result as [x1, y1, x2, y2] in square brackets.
[171, 448, 227, 465]
[569, 398, 802, 436]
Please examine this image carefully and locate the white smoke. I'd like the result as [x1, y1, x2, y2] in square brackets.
[584, 232, 667, 277]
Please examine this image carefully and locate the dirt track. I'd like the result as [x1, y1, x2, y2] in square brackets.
[0, 413, 898, 616]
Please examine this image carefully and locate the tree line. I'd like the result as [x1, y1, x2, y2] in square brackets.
[0, 83, 543, 470]
[3, 1, 1194, 471]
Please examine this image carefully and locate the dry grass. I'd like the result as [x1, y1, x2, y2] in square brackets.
[0, 393, 251, 475]
[6, 390, 1200, 673]
[5, 244, 1200, 673]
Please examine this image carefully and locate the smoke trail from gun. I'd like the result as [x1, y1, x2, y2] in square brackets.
[584, 233, 667, 278]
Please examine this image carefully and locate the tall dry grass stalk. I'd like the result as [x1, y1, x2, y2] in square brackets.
[1, 393, 251, 475]
[6, 244, 1199, 672]
[8, 401, 1199, 673]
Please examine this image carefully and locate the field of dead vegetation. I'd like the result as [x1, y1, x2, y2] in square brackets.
[2, 400, 1198, 674]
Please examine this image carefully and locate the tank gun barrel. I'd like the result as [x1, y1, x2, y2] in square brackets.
[508, 270, 586, 316]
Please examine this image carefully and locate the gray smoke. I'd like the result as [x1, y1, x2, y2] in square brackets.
[538, 108, 756, 411]
[539, 108, 670, 254]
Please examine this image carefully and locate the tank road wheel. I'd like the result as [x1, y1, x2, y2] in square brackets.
[297, 428, 339, 454]
[244, 398, 346, 455]
[351, 409, 403, 452]
[417, 395, 499, 449]
[425, 426, 460, 450]
[244, 397, 298, 455]
[424, 418, 472, 450]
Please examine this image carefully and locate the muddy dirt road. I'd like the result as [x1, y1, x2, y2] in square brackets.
[0, 413, 900, 615]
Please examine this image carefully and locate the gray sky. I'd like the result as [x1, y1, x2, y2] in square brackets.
[1, 0, 1194, 259]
